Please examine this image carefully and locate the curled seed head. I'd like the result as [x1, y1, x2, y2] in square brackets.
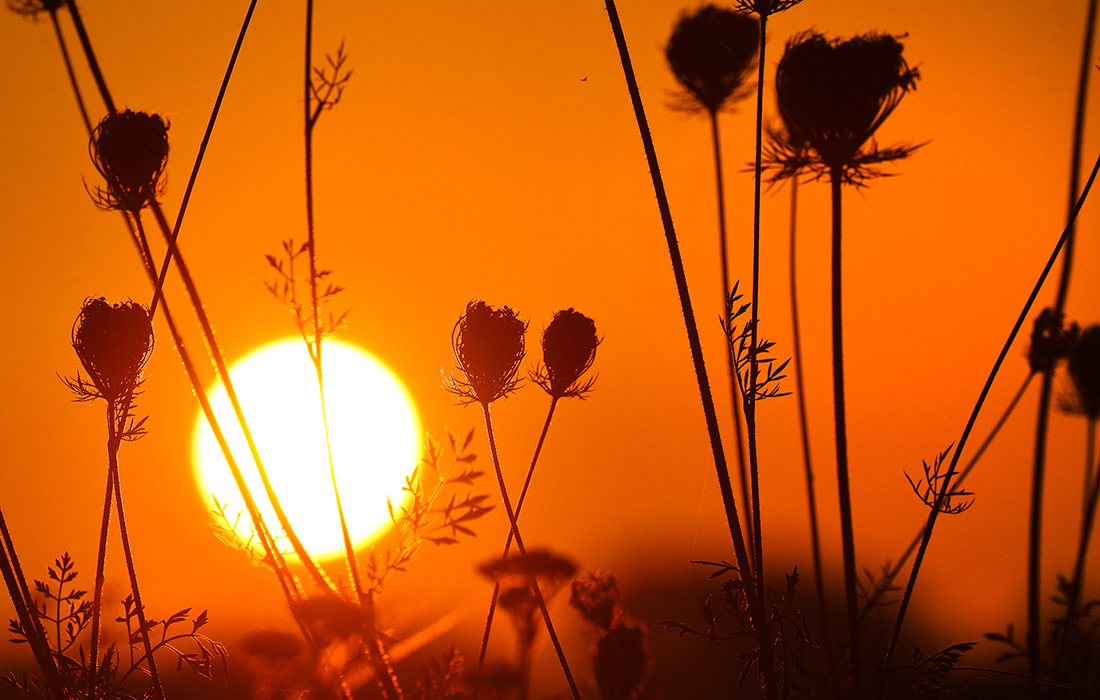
[448, 301, 527, 405]
[1068, 326, 1100, 420]
[72, 297, 154, 402]
[534, 308, 599, 399]
[90, 109, 169, 214]
[1028, 307, 1079, 374]
[665, 5, 759, 115]
[776, 31, 918, 172]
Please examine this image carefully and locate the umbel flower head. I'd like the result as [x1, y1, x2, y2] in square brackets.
[731, 0, 805, 18]
[665, 5, 759, 115]
[1066, 325, 1100, 420]
[1027, 306, 1079, 374]
[70, 298, 155, 403]
[90, 109, 169, 214]
[532, 308, 599, 399]
[447, 300, 527, 405]
[774, 30, 920, 184]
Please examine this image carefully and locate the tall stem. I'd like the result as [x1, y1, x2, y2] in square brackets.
[876, 151, 1100, 700]
[49, 8, 91, 135]
[789, 176, 831, 655]
[479, 402, 580, 700]
[746, 12, 769, 607]
[710, 111, 752, 549]
[475, 396, 560, 688]
[63, 0, 115, 114]
[1027, 0, 1097, 676]
[89, 407, 116, 698]
[601, 5, 776, 697]
[830, 168, 860, 690]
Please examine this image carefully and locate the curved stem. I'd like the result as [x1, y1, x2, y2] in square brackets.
[479, 402, 580, 700]
[789, 176, 831, 656]
[875, 150, 1100, 700]
[746, 13, 768, 609]
[710, 110, 752, 549]
[829, 168, 860, 693]
[475, 396, 560, 690]
[1028, 0, 1097, 678]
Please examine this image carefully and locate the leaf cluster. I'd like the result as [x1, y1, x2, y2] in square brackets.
[722, 282, 791, 405]
[906, 445, 973, 515]
[365, 428, 493, 595]
[413, 646, 468, 700]
[5, 554, 225, 699]
[308, 42, 353, 130]
[265, 237, 349, 357]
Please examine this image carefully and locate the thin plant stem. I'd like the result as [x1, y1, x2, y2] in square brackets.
[0, 506, 66, 699]
[875, 149, 1100, 700]
[746, 12, 768, 610]
[479, 402, 580, 700]
[149, 0, 259, 316]
[710, 110, 753, 549]
[63, 0, 115, 114]
[601, 5, 777, 697]
[48, 8, 91, 135]
[89, 417, 115, 698]
[107, 411, 166, 700]
[829, 167, 860, 691]
[1087, 419, 1097, 514]
[475, 395, 560, 689]
[788, 176, 831, 656]
[1027, 0, 1097, 676]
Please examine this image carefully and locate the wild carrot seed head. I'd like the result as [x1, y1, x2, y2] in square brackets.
[71, 297, 154, 402]
[570, 570, 621, 631]
[90, 109, 169, 214]
[5, 0, 63, 16]
[533, 308, 599, 399]
[447, 300, 527, 405]
[776, 31, 919, 180]
[665, 5, 759, 115]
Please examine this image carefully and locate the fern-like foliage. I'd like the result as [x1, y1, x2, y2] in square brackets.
[906, 445, 974, 515]
[722, 282, 791, 406]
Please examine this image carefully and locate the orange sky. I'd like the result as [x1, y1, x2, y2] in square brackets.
[3, 0, 1100, 695]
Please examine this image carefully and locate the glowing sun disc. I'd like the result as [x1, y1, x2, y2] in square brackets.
[191, 339, 420, 560]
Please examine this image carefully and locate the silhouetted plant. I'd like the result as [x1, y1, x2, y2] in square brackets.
[774, 31, 920, 686]
[665, 6, 758, 549]
[4, 0, 62, 18]
[476, 309, 600, 688]
[447, 301, 580, 699]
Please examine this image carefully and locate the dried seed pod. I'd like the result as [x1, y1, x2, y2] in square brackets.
[90, 109, 170, 214]
[72, 297, 154, 402]
[533, 308, 599, 399]
[570, 570, 621, 632]
[448, 301, 527, 405]
[665, 6, 759, 115]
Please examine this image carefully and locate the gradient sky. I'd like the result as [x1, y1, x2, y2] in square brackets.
[2, 0, 1100, 694]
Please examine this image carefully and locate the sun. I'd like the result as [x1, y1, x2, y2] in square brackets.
[191, 338, 420, 560]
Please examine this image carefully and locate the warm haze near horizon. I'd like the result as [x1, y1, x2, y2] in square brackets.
[3, 0, 1100, 695]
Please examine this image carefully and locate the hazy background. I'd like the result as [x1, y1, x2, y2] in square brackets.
[3, 0, 1100, 696]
